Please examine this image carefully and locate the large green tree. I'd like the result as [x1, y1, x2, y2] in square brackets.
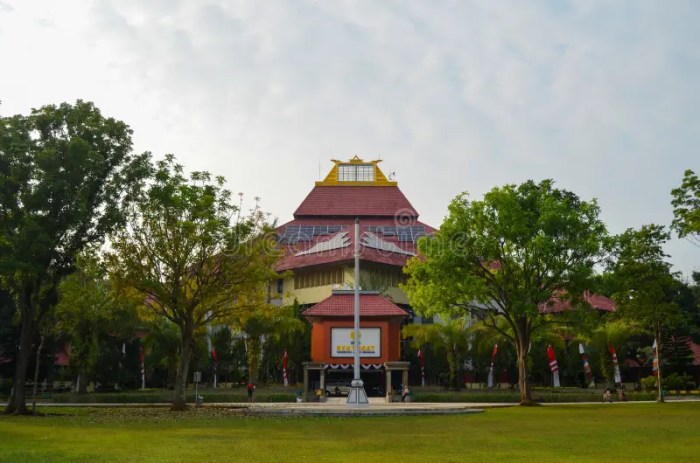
[107, 156, 279, 410]
[607, 225, 685, 402]
[403, 180, 607, 404]
[0, 101, 149, 414]
[671, 169, 700, 246]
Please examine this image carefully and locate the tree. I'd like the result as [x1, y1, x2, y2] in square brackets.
[54, 252, 137, 393]
[402, 316, 471, 389]
[403, 180, 607, 404]
[0, 101, 150, 415]
[608, 224, 685, 402]
[107, 156, 280, 410]
[255, 301, 310, 385]
[671, 169, 700, 246]
[585, 320, 640, 386]
[228, 298, 304, 384]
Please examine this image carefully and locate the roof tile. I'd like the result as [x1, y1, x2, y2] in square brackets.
[303, 292, 408, 317]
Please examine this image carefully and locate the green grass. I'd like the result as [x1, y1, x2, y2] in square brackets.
[1, 403, 699, 462]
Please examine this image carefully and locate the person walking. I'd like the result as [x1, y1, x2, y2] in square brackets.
[401, 385, 410, 402]
[246, 381, 255, 403]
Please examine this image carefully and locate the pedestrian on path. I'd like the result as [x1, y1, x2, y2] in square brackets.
[401, 385, 410, 402]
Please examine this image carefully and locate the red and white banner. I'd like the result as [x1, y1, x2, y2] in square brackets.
[417, 349, 426, 386]
[546, 344, 560, 387]
[579, 343, 595, 388]
[487, 344, 498, 388]
[211, 347, 218, 388]
[282, 350, 289, 387]
[651, 339, 659, 377]
[608, 344, 622, 384]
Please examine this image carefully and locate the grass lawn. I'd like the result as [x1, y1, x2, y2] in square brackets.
[1, 403, 698, 462]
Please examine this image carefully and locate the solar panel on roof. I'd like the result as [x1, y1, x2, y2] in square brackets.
[280, 225, 348, 242]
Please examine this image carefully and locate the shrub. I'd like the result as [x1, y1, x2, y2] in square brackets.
[640, 376, 657, 392]
[663, 373, 694, 391]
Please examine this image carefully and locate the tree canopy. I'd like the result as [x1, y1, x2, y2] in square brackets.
[403, 179, 607, 403]
[606, 224, 686, 401]
[107, 155, 280, 410]
[0, 101, 150, 414]
[671, 169, 700, 246]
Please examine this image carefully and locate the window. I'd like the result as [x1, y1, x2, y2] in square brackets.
[338, 164, 374, 182]
[293, 267, 344, 289]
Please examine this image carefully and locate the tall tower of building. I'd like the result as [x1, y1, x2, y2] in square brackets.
[273, 156, 435, 311]
[274, 157, 435, 400]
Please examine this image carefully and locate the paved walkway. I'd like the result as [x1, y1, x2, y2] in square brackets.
[26, 397, 699, 417]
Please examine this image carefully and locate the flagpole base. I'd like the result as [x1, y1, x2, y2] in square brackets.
[346, 379, 369, 407]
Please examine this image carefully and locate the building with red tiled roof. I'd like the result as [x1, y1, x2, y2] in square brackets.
[275, 157, 432, 399]
[272, 157, 434, 313]
[303, 291, 409, 319]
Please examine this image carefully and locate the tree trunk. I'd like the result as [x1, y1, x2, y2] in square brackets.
[77, 368, 88, 394]
[31, 332, 46, 414]
[515, 319, 534, 405]
[172, 322, 195, 411]
[245, 336, 262, 383]
[447, 348, 457, 390]
[5, 291, 35, 415]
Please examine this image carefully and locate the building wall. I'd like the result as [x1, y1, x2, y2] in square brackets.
[309, 319, 402, 364]
[279, 263, 410, 305]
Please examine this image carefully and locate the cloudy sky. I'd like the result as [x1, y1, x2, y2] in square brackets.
[1, 0, 698, 276]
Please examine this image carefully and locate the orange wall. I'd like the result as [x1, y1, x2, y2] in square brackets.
[309, 318, 402, 364]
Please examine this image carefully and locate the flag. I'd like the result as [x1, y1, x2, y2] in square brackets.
[608, 344, 622, 384]
[651, 339, 659, 377]
[211, 347, 219, 388]
[417, 349, 426, 387]
[579, 343, 595, 388]
[282, 350, 289, 387]
[547, 344, 561, 387]
[139, 345, 145, 390]
[487, 344, 498, 388]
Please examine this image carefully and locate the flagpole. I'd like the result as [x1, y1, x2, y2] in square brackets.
[347, 217, 368, 406]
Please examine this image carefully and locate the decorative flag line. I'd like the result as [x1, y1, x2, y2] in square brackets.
[487, 344, 498, 389]
[211, 347, 218, 388]
[579, 343, 595, 388]
[547, 344, 560, 387]
[608, 344, 622, 384]
[139, 345, 145, 390]
[417, 349, 426, 387]
[651, 339, 659, 377]
[282, 350, 289, 387]
[324, 363, 384, 369]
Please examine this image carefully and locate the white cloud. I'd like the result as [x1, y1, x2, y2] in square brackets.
[1, 0, 698, 275]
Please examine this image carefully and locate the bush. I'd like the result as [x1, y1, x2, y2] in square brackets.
[46, 388, 297, 404]
[641, 376, 657, 392]
[411, 390, 656, 403]
[663, 373, 695, 391]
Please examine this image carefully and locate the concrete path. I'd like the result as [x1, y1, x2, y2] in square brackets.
[24, 396, 699, 417]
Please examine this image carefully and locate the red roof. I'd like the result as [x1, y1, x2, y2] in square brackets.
[274, 220, 434, 271]
[294, 186, 418, 218]
[691, 341, 700, 367]
[54, 349, 70, 367]
[539, 291, 616, 313]
[303, 292, 408, 318]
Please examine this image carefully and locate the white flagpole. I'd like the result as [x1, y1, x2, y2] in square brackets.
[347, 218, 368, 406]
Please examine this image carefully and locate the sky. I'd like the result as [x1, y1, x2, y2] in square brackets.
[1, 0, 698, 277]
